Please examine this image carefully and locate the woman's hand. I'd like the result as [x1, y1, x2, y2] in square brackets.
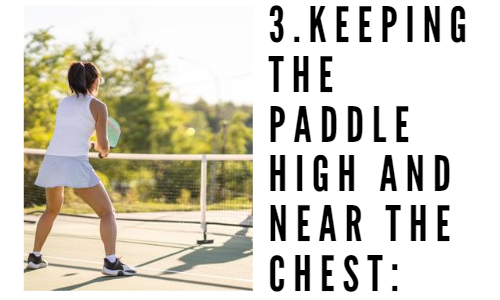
[98, 150, 109, 159]
[90, 141, 108, 159]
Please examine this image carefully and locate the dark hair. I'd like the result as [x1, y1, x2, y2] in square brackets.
[67, 62, 101, 96]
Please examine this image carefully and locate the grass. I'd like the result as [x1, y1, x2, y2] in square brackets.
[24, 198, 252, 215]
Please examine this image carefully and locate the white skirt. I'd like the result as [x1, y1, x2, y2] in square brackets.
[34, 155, 101, 188]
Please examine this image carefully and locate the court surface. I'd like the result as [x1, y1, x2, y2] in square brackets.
[24, 214, 253, 291]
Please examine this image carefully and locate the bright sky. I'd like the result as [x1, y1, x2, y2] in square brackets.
[24, 6, 252, 105]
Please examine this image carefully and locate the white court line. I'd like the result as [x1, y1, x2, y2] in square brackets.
[24, 253, 253, 283]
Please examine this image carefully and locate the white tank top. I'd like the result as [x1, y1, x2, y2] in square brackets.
[46, 94, 96, 157]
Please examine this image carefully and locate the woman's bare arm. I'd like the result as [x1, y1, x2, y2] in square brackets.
[90, 98, 110, 158]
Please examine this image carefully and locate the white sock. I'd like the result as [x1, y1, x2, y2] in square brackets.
[32, 251, 41, 257]
[106, 254, 117, 263]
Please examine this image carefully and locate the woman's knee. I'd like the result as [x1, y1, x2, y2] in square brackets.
[97, 207, 115, 219]
[45, 204, 61, 216]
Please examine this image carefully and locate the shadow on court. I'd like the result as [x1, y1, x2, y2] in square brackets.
[160, 219, 253, 275]
[24, 260, 252, 291]
[24, 214, 253, 291]
[52, 274, 122, 291]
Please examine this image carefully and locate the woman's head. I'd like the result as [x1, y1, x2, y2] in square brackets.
[67, 62, 102, 97]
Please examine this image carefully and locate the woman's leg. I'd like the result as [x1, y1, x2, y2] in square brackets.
[33, 186, 64, 252]
[74, 182, 116, 255]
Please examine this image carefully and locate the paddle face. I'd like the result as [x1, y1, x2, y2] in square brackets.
[107, 117, 121, 148]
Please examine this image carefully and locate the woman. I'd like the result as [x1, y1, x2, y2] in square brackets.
[27, 62, 136, 276]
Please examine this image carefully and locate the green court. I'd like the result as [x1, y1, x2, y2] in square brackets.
[24, 214, 253, 291]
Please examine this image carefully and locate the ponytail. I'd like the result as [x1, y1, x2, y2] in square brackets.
[68, 61, 101, 97]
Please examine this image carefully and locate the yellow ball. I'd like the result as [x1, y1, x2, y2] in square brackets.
[186, 127, 196, 136]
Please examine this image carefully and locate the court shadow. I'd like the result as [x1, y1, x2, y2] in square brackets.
[37, 262, 249, 291]
[53, 276, 122, 291]
[23, 260, 126, 291]
[163, 216, 253, 275]
[135, 245, 197, 268]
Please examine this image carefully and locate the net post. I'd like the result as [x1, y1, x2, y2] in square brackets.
[197, 154, 213, 244]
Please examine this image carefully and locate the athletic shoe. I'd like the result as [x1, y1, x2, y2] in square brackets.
[26, 253, 48, 269]
[102, 257, 137, 276]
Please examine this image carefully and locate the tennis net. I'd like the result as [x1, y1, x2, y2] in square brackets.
[24, 148, 253, 240]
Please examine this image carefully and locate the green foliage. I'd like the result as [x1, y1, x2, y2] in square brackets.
[24, 28, 253, 210]
[24, 29, 252, 155]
